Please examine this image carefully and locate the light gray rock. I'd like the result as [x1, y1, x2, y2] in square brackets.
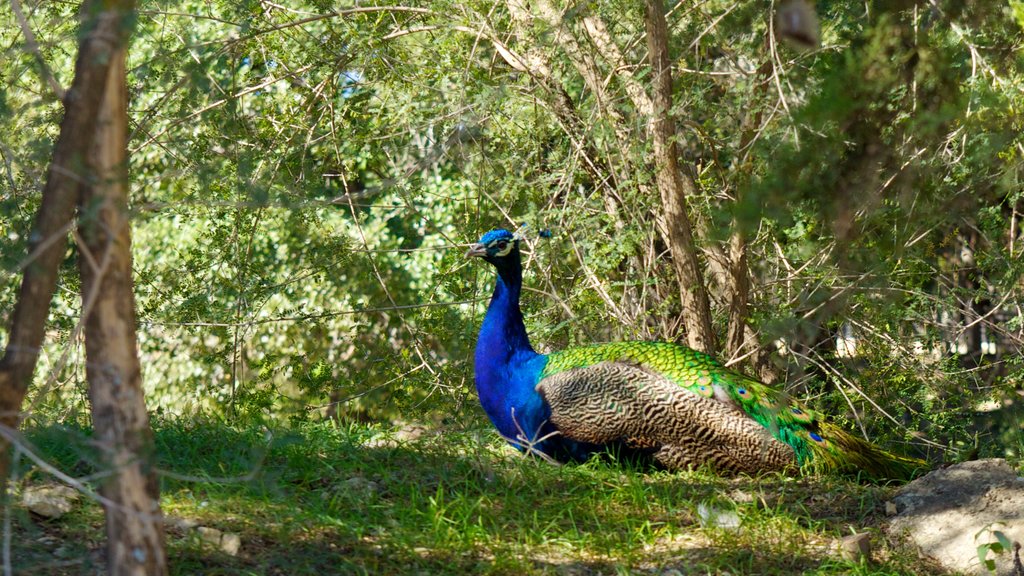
[886, 459, 1024, 575]
[22, 484, 78, 519]
[168, 516, 200, 530]
[838, 532, 871, 563]
[219, 532, 242, 556]
[696, 501, 741, 531]
[342, 475, 380, 496]
[196, 526, 223, 546]
[196, 526, 242, 556]
[884, 501, 898, 516]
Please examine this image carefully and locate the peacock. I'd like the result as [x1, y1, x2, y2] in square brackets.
[467, 228, 925, 480]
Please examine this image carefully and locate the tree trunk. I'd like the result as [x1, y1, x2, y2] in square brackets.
[77, 31, 168, 576]
[725, 55, 779, 381]
[0, 0, 136, 495]
[643, 0, 717, 353]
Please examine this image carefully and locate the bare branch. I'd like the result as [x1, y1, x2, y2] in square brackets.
[10, 0, 66, 99]
[580, 15, 652, 117]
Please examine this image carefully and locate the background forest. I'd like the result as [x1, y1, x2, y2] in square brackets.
[2, 0, 1024, 574]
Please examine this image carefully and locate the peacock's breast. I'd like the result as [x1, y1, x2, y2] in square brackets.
[474, 351, 550, 444]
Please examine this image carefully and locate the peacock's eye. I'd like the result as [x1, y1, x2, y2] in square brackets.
[496, 240, 508, 250]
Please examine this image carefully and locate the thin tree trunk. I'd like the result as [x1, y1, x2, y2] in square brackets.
[726, 55, 778, 381]
[643, 0, 717, 353]
[0, 0, 135, 495]
[77, 33, 168, 576]
[725, 232, 750, 356]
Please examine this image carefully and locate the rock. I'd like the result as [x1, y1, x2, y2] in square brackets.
[728, 489, 753, 504]
[197, 526, 223, 546]
[53, 545, 70, 558]
[696, 502, 740, 531]
[196, 526, 241, 556]
[22, 484, 78, 519]
[884, 501, 898, 516]
[886, 459, 1024, 575]
[219, 532, 241, 556]
[168, 516, 199, 530]
[362, 422, 431, 448]
[342, 476, 380, 496]
[393, 422, 428, 443]
[839, 532, 871, 562]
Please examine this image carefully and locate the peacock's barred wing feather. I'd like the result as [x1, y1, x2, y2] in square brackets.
[537, 361, 797, 475]
[542, 341, 925, 480]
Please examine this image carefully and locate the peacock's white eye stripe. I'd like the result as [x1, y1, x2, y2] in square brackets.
[491, 240, 513, 257]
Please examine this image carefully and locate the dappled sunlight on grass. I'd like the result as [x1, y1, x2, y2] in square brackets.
[9, 418, 945, 575]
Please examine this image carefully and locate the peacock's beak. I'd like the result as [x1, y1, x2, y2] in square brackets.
[465, 243, 488, 258]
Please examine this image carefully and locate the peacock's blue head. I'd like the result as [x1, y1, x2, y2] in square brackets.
[466, 229, 520, 268]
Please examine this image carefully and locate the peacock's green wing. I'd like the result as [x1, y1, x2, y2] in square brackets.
[543, 341, 798, 418]
[543, 342, 926, 479]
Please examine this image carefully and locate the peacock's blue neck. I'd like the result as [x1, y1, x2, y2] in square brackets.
[478, 263, 535, 358]
[471, 252, 610, 462]
[473, 259, 549, 446]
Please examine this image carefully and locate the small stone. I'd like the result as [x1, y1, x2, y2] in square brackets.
[696, 502, 740, 531]
[197, 526, 223, 546]
[169, 516, 199, 530]
[729, 489, 753, 503]
[393, 422, 428, 442]
[884, 501, 898, 516]
[219, 532, 241, 556]
[839, 532, 872, 562]
[23, 484, 78, 519]
[342, 476, 379, 496]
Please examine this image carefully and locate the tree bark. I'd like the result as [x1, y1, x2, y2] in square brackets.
[0, 0, 135, 494]
[643, 0, 717, 353]
[725, 56, 778, 381]
[77, 33, 168, 576]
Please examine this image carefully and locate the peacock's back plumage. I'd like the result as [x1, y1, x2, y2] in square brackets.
[467, 228, 925, 481]
[542, 341, 922, 480]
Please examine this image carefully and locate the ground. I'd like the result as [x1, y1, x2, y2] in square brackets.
[8, 418, 948, 575]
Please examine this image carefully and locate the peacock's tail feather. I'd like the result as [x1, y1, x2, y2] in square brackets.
[798, 421, 927, 480]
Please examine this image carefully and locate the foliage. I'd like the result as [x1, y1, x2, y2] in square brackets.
[1, 0, 1023, 480]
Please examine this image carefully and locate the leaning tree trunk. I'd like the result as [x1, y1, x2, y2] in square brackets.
[76, 19, 168, 576]
[0, 0, 136, 497]
[643, 0, 717, 354]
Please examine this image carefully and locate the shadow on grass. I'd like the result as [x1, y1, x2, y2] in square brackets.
[9, 418, 930, 575]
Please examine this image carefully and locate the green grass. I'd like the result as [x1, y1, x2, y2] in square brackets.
[7, 418, 942, 575]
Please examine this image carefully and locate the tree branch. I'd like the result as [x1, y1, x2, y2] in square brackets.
[10, 0, 66, 100]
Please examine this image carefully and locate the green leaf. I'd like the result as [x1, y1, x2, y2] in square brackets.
[993, 530, 1013, 551]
